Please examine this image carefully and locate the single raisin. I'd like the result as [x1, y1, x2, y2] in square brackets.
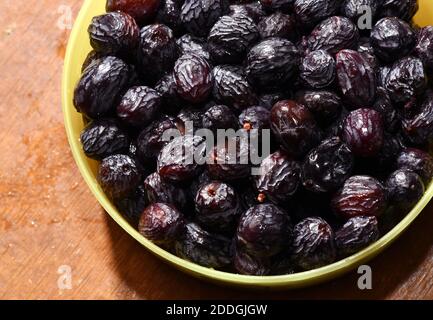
[98, 154, 142, 199]
[208, 13, 259, 64]
[176, 34, 211, 60]
[335, 216, 379, 257]
[302, 136, 354, 193]
[174, 53, 214, 103]
[304, 16, 359, 55]
[270, 100, 320, 157]
[138, 24, 179, 82]
[175, 222, 233, 268]
[88, 12, 139, 56]
[80, 119, 129, 160]
[386, 169, 425, 211]
[336, 49, 376, 108]
[246, 38, 300, 90]
[116, 86, 161, 127]
[255, 150, 301, 204]
[74, 56, 132, 119]
[370, 17, 416, 63]
[396, 148, 433, 184]
[291, 217, 336, 270]
[236, 203, 292, 258]
[195, 181, 241, 233]
[342, 108, 384, 158]
[300, 50, 335, 89]
[212, 65, 258, 110]
[331, 175, 387, 220]
[229, 2, 266, 23]
[138, 203, 185, 247]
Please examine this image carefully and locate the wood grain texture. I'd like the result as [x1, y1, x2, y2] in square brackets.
[0, 0, 433, 300]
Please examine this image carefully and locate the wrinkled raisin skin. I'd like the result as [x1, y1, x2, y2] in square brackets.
[302, 136, 353, 193]
[255, 150, 301, 204]
[332, 175, 387, 220]
[174, 54, 213, 104]
[98, 154, 142, 200]
[144, 172, 189, 209]
[336, 49, 376, 108]
[291, 217, 336, 271]
[195, 181, 241, 233]
[80, 119, 130, 160]
[300, 50, 335, 89]
[386, 169, 425, 211]
[175, 222, 233, 268]
[236, 204, 292, 258]
[396, 148, 433, 184]
[335, 216, 379, 257]
[117, 86, 161, 127]
[88, 12, 139, 56]
[342, 108, 384, 158]
[74, 56, 131, 119]
[138, 203, 185, 247]
[270, 100, 320, 157]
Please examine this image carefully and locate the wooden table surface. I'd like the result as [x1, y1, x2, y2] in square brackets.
[1, 0, 433, 300]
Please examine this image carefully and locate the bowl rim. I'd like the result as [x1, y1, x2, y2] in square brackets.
[61, 0, 433, 289]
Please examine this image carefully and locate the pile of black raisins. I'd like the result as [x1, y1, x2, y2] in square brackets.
[74, 0, 433, 275]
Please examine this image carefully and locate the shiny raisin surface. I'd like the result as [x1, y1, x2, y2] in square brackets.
[74, 56, 132, 119]
[117, 86, 161, 127]
[386, 169, 425, 211]
[291, 217, 336, 270]
[175, 222, 233, 268]
[370, 17, 416, 63]
[88, 12, 139, 56]
[300, 50, 335, 89]
[174, 53, 213, 103]
[336, 49, 376, 108]
[80, 119, 130, 160]
[236, 204, 292, 258]
[98, 154, 142, 199]
[294, 0, 340, 28]
[270, 100, 320, 157]
[335, 216, 379, 257]
[258, 12, 297, 40]
[331, 175, 387, 220]
[255, 150, 301, 204]
[208, 13, 259, 64]
[195, 181, 241, 233]
[302, 136, 354, 193]
[342, 108, 384, 158]
[396, 148, 433, 184]
[246, 38, 300, 90]
[212, 65, 258, 110]
[144, 172, 189, 209]
[139, 203, 185, 247]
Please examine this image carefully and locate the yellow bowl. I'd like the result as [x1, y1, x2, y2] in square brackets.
[62, 0, 433, 289]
